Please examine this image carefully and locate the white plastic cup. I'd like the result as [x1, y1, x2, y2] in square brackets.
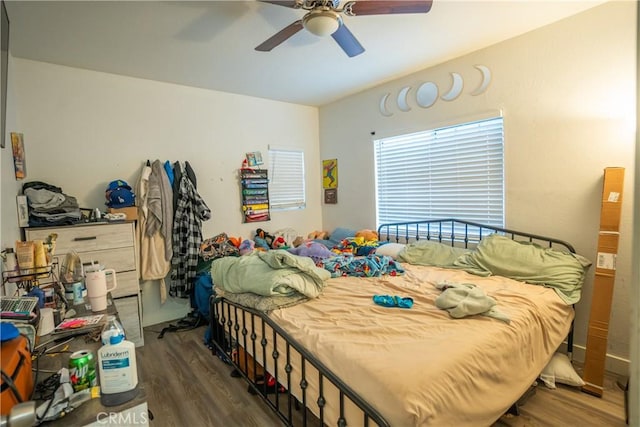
[38, 307, 55, 336]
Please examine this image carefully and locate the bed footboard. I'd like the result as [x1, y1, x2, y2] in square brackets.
[208, 294, 390, 427]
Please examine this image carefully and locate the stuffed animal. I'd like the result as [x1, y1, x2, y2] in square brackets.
[292, 236, 305, 247]
[271, 236, 287, 249]
[288, 242, 335, 264]
[355, 229, 378, 241]
[255, 228, 275, 248]
[253, 236, 270, 251]
[239, 239, 255, 255]
[307, 230, 330, 240]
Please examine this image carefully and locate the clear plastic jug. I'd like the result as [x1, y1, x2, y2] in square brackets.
[101, 315, 125, 345]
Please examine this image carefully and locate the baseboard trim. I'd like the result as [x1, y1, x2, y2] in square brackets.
[560, 342, 630, 376]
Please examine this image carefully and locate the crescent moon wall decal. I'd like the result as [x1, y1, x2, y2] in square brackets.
[471, 65, 492, 96]
[416, 82, 438, 108]
[397, 86, 412, 112]
[379, 93, 393, 117]
[441, 72, 463, 101]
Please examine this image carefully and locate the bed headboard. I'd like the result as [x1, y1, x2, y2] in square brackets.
[377, 218, 575, 253]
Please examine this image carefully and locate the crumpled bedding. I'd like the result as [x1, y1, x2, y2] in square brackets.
[452, 234, 591, 304]
[266, 263, 574, 427]
[394, 234, 591, 305]
[434, 281, 510, 323]
[319, 254, 405, 278]
[211, 249, 330, 298]
[331, 237, 380, 256]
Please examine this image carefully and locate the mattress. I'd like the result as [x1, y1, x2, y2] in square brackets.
[257, 263, 574, 426]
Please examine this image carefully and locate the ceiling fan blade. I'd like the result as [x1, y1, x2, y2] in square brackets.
[258, 1, 300, 8]
[331, 24, 365, 58]
[345, 0, 433, 16]
[255, 20, 304, 52]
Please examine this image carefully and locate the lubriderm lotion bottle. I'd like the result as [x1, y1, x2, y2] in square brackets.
[97, 332, 139, 406]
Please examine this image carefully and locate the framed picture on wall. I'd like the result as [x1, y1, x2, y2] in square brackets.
[323, 159, 338, 189]
[11, 132, 26, 180]
[324, 188, 337, 204]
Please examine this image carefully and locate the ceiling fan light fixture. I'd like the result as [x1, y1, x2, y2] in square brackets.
[302, 10, 341, 37]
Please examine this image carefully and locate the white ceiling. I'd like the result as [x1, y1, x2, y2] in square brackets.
[5, 0, 606, 107]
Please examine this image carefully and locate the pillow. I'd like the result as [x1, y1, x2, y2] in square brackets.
[539, 352, 585, 389]
[375, 243, 406, 259]
[453, 234, 592, 304]
[397, 240, 469, 267]
[329, 227, 357, 243]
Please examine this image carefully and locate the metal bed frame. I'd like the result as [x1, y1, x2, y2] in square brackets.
[208, 219, 578, 426]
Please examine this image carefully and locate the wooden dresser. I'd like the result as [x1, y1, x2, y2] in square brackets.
[25, 221, 144, 346]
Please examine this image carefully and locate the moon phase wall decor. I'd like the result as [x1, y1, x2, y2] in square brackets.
[441, 72, 463, 101]
[379, 93, 393, 117]
[397, 86, 412, 112]
[378, 65, 492, 116]
[471, 65, 492, 96]
[416, 82, 438, 108]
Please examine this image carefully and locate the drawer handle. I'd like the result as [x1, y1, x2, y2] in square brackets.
[74, 236, 97, 241]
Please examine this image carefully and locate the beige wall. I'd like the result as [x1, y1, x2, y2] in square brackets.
[1, 58, 322, 325]
[319, 1, 636, 374]
[631, 3, 639, 423]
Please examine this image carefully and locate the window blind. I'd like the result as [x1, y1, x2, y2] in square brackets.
[269, 148, 306, 210]
[374, 117, 504, 228]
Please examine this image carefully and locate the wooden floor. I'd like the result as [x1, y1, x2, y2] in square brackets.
[138, 322, 627, 427]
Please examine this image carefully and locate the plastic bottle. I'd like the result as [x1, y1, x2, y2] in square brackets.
[101, 315, 125, 345]
[97, 331, 139, 406]
[2, 248, 17, 273]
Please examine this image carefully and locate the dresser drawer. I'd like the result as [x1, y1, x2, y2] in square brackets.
[25, 222, 135, 254]
[77, 247, 136, 273]
[108, 270, 139, 299]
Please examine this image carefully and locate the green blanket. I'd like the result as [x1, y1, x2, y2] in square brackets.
[211, 250, 331, 298]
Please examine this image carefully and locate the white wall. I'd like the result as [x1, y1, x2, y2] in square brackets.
[1, 54, 22, 254]
[319, 1, 636, 374]
[2, 58, 322, 325]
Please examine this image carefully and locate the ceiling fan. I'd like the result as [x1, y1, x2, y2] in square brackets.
[255, 0, 433, 57]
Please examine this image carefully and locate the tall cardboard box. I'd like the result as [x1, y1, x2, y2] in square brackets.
[582, 167, 624, 397]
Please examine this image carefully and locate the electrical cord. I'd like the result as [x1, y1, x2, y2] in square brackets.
[157, 313, 206, 339]
[30, 367, 63, 426]
[29, 339, 70, 422]
[31, 372, 61, 402]
[30, 339, 73, 392]
[34, 383, 61, 426]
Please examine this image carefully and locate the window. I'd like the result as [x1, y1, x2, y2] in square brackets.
[374, 117, 504, 228]
[269, 148, 306, 210]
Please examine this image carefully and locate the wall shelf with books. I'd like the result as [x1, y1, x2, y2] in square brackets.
[240, 168, 270, 223]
